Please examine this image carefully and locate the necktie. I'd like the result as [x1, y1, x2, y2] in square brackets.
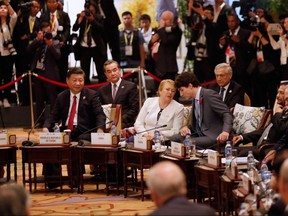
[219, 87, 225, 100]
[193, 99, 201, 135]
[51, 14, 55, 31]
[67, 95, 77, 130]
[29, 17, 35, 33]
[257, 123, 273, 147]
[112, 84, 117, 100]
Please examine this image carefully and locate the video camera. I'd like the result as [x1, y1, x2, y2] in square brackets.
[84, 0, 91, 17]
[18, 1, 34, 8]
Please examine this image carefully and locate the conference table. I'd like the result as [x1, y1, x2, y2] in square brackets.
[0, 145, 17, 183]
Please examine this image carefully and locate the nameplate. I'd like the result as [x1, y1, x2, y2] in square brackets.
[171, 141, 185, 158]
[242, 173, 251, 194]
[134, 134, 152, 150]
[91, 133, 119, 146]
[207, 150, 219, 166]
[39, 133, 64, 144]
[0, 134, 16, 145]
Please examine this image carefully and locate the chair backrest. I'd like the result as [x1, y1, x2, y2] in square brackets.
[244, 93, 251, 106]
[256, 109, 272, 130]
[102, 104, 122, 134]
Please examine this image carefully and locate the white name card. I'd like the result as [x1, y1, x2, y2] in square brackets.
[39, 133, 63, 144]
[91, 133, 112, 145]
[134, 134, 149, 150]
[0, 133, 8, 145]
[171, 141, 184, 157]
[207, 150, 219, 166]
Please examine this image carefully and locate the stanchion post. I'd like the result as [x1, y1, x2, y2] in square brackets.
[138, 67, 142, 110]
[28, 71, 35, 129]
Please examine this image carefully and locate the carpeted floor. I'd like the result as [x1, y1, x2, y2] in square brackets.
[2, 128, 156, 216]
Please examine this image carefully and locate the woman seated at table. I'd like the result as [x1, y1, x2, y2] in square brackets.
[134, 79, 184, 140]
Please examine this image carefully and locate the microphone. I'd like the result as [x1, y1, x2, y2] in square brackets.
[136, 124, 167, 134]
[22, 105, 47, 146]
[77, 120, 113, 146]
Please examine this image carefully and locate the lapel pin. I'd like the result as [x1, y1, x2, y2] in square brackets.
[83, 96, 86, 100]
[121, 86, 124, 89]
[229, 90, 232, 93]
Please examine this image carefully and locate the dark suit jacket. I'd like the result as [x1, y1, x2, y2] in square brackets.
[208, 80, 244, 109]
[98, 0, 120, 26]
[153, 25, 182, 77]
[242, 110, 288, 146]
[189, 88, 233, 147]
[149, 196, 216, 216]
[43, 88, 106, 141]
[40, 10, 71, 44]
[27, 39, 61, 81]
[98, 79, 139, 128]
[72, 13, 107, 56]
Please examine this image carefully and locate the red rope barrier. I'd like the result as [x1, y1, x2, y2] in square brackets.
[0, 75, 25, 91]
[35, 74, 69, 87]
[201, 79, 216, 87]
[145, 70, 162, 82]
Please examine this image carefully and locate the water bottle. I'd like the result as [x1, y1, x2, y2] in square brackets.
[247, 150, 255, 180]
[53, 123, 60, 133]
[225, 141, 232, 168]
[184, 133, 192, 158]
[110, 122, 117, 135]
[154, 129, 161, 149]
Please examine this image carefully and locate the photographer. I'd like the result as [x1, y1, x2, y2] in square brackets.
[267, 15, 288, 81]
[186, 0, 217, 83]
[72, 1, 107, 84]
[247, 14, 280, 108]
[40, 0, 70, 84]
[149, 10, 182, 81]
[13, 0, 41, 106]
[219, 12, 253, 96]
[27, 21, 61, 127]
[0, 0, 17, 108]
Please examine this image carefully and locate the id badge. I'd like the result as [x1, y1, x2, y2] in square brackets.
[125, 45, 133, 56]
[36, 60, 43, 70]
[257, 51, 264, 62]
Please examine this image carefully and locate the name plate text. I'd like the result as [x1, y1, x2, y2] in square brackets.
[171, 141, 184, 157]
[39, 133, 64, 144]
[91, 133, 112, 145]
[207, 150, 219, 166]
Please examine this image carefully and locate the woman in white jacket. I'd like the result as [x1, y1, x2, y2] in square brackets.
[134, 79, 184, 140]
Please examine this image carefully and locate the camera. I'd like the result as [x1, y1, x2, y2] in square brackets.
[3, 39, 17, 56]
[43, 32, 53, 40]
[195, 43, 206, 59]
[85, 8, 91, 17]
[18, 2, 34, 8]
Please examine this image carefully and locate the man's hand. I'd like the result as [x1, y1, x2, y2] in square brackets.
[216, 131, 229, 143]
[263, 150, 276, 164]
[232, 135, 242, 146]
[42, 128, 49, 132]
[180, 126, 191, 137]
[97, 128, 104, 133]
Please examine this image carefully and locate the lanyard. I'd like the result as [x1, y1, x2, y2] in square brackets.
[86, 22, 91, 33]
[124, 31, 134, 46]
[156, 108, 163, 126]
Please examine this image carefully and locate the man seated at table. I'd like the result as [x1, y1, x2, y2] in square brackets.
[208, 63, 244, 109]
[171, 72, 233, 149]
[42, 67, 106, 188]
[146, 161, 216, 215]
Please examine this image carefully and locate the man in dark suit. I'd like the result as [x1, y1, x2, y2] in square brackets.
[219, 12, 253, 96]
[98, 60, 139, 128]
[91, 0, 121, 62]
[42, 67, 106, 188]
[72, 2, 107, 84]
[208, 63, 244, 109]
[146, 161, 216, 216]
[40, 0, 71, 84]
[150, 10, 182, 81]
[171, 72, 233, 148]
[43, 67, 106, 140]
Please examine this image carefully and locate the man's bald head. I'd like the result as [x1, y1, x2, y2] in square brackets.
[146, 161, 187, 207]
[160, 10, 174, 27]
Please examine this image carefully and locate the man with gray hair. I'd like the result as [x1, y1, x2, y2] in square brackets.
[208, 62, 244, 109]
[146, 161, 216, 215]
[0, 183, 30, 216]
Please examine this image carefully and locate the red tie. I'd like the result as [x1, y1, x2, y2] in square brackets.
[51, 14, 55, 31]
[67, 95, 77, 130]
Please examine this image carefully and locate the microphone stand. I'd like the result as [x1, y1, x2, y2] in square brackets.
[136, 124, 167, 134]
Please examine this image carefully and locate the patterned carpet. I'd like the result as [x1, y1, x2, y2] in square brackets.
[3, 128, 156, 216]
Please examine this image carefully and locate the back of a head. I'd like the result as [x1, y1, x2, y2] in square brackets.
[175, 72, 200, 89]
[0, 183, 29, 216]
[146, 161, 186, 200]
